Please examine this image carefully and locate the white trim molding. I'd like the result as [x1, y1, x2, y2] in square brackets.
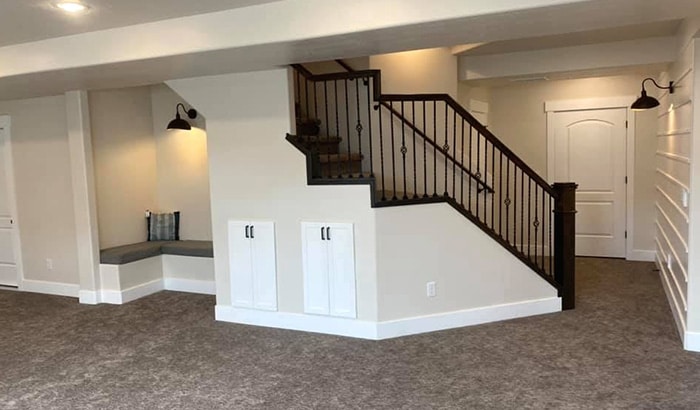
[101, 278, 164, 305]
[20, 279, 80, 298]
[627, 249, 656, 262]
[685, 332, 700, 352]
[164, 278, 216, 295]
[216, 297, 561, 340]
[545, 96, 636, 113]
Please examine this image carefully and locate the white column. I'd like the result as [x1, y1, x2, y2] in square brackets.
[65, 90, 102, 304]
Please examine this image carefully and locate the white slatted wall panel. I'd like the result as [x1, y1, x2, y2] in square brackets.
[656, 42, 694, 338]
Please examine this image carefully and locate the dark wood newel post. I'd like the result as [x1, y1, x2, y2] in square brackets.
[553, 182, 577, 310]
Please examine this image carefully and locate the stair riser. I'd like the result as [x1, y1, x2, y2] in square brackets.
[320, 161, 362, 176]
[303, 143, 340, 155]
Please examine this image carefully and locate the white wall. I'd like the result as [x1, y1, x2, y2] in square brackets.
[479, 75, 658, 254]
[370, 48, 458, 98]
[0, 95, 80, 286]
[90, 87, 158, 248]
[376, 203, 558, 321]
[151, 84, 212, 241]
[168, 69, 379, 321]
[89, 85, 212, 248]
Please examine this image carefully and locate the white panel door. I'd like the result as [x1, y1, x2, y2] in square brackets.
[0, 121, 17, 287]
[229, 221, 254, 307]
[327, 223, 356, 318]
[302, 222, 330, 315]
[250, 222, 277, 311]
[551, 108, 627, 257]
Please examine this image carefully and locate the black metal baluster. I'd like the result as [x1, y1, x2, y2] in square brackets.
[345, 79, 351, 178]
[334, 80, 340, 179]
[460, 119, 465, 206]
[468, 126, 473, 211]
[412, 101, 418, 198]
[491, 142, 495, 230]
[401, 102, 408, 199]
[534, 184, 539, 268]
[433, 101, 437, 197]
[423, 102, 428, 198]
[484, 140, 488, 224]
[542, 188, 546, 271]
[505, 159, 511, 243]
[499, 151, 503, 237]
[443, 102, 449, 197]
[378, 103, 386, 201]
[528, 177, 532, 260]
[390, 102, 397, 200]
[452, 110, 457, 199]
[366, 77, 373, 177]
[355, 77, 363, 178]
[304, 78, 309, 124]
[549, 194, 553, 276]
[521, 169, 525, 254]
[513, 164, 517, 247]
[314, 81, 318, 124]
[476, 131, 481, 220]
[324, 81, 330, 138]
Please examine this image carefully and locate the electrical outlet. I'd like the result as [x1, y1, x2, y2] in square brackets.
[426, 281, 436, 298]
[46, 258, 53, 271]
[683, 190, 689, 208]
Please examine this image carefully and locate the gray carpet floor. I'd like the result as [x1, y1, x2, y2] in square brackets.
[1, 258, 700, 409]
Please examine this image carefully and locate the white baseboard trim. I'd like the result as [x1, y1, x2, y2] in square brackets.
[215, 297, 562, 340]
[628, 249, 656, 262]
[376, 297, 562, 339]
[216, 305, 379, 339]
[20, 279, 79, 298]
[164, 278, 216, 295]
[685, 331, 700, 352]
[101, 279, 164, 305]
[78, 290, 100, 305]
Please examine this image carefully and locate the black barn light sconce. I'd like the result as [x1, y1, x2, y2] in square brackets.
[631, 78, 675, 111]
[167, 103, 198, 130]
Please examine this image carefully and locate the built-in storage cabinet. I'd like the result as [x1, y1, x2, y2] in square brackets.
[229, 221, 277, 311]
[302, 222, 356, 318]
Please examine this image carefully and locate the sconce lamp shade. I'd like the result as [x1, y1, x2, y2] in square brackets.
[167, 103, 198, 130]
[630, 89, 660, 111]
[631, 78, 674, 111]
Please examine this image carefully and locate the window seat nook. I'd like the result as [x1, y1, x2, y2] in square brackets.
[98, 240, 215, 304]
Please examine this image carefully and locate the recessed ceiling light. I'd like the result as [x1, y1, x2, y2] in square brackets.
[54, 2, 90, 14]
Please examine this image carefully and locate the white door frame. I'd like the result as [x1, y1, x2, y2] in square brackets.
[545, 96, 636, 260]
[0, 115, 25, 286]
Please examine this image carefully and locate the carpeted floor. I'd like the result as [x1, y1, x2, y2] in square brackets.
[1, 258, 699, 409]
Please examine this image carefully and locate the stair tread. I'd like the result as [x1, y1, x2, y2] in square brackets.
[300, 136, 342, 143]
[318, 153, 363, 163]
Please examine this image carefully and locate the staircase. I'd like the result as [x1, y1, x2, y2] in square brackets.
[288, 61, 577, 309]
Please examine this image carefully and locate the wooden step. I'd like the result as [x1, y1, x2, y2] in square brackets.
[318, 153, 362, 163]
[299, 136, 341, 154]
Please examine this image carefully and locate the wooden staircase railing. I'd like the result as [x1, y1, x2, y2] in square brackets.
[289, 62, 577, 309]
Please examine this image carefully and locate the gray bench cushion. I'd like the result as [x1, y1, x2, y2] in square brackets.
[160, 240, 214, 258]
[100, 240, 213, 264]
[100, 242, 165, 265]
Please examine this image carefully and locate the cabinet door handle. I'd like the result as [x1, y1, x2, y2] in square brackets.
[245, 225, 250, 238]
[321, 227, 325, 241]
[326, 227, 331, 240]
[250, 225, 255, 239]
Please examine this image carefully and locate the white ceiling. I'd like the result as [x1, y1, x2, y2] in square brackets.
[0, 0, 281, 47]
[455, 20, 682, 56]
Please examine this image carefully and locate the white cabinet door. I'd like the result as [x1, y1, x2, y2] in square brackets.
[302, 222, 356, 318]
[229, 221, 254, 308]
[302, 222, 330, 315]
[327, 223, 356, 318]
[251, 222, 277, 311]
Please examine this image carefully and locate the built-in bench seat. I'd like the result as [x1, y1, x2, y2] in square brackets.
[98, 240, 215, 304]
[100, 240, 213, 264]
